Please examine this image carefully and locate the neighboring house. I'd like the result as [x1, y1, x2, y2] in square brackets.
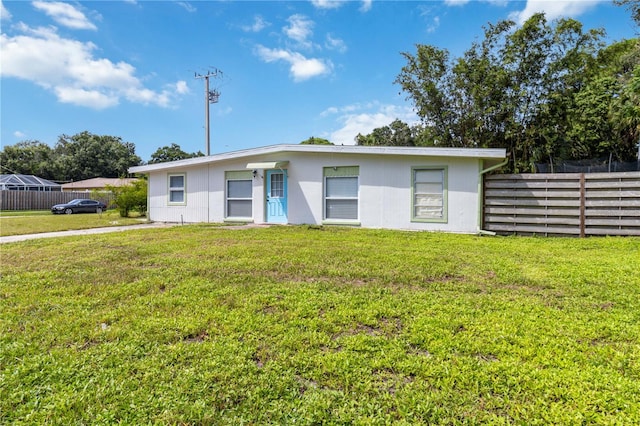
[61, 177, 138, 192]
[0, 174, 61, 191]
[129, 144, 507, 234]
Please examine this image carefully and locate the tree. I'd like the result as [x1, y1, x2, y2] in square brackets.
[0, 141, 58, 179]
[54, 131, 142, 181]
[149, 143, 204, 164]
[107, 178, 147, 218]
[395, 13, 613, 172]
[565, 39, 640, 161]
[615, 0, 640, 27]
[355, 119, 424, 146]
[300, 137, 333, 145]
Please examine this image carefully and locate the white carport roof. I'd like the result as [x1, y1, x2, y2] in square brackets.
[129, 144, 506, 174]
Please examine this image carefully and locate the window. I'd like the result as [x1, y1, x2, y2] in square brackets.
[412, 167, 447, 222]
[226, 171, 253, 218]
[324, 166, 359, 221]
[269, 172, 284, 198]
[168, 174, 185, 204]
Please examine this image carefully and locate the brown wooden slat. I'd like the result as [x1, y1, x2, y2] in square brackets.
[483, 171, 640, 237]
[485, 189, 580, 198]
[584, 190, 640, 198]
[485, 216, 581, 225]
[485, 223, 581, 234]
[485, 180, 580, 189]
[484, 207, 581, 216]
[485, 198, 582, 207]
[584, 209, 640, 217]
[585, 218, 640, 227]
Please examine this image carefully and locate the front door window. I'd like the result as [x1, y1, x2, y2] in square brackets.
[266, 170, 287, 223]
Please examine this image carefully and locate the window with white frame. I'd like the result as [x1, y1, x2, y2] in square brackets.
[226, 171, 253, 218]
[324, 166, 359, 221]
[412, 167, 447, 222]
[168, 174, 185, 204]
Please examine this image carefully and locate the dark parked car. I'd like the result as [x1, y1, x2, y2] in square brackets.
[51, 199, 107, 214]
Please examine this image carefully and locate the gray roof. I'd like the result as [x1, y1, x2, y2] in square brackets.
[0, 174, 61, 188]
[130, 144, 507, 173]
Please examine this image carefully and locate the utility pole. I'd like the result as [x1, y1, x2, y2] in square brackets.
[194, 68, 222, 156]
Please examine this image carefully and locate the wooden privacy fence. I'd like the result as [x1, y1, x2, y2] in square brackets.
[484, 172, 640, 236]
[0, 191, 114, 211]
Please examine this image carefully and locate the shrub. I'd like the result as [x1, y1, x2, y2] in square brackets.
[107, 179, 147, 217]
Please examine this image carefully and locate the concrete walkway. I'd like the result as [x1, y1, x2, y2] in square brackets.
[0, 222, 174, 244]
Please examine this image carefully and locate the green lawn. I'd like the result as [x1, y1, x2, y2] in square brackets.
[0, 210, 145, 236]
[1, 226, 639, 424]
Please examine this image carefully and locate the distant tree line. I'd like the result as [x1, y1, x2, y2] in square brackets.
[0, 132, 142, 182]
[0, 132, 204, 182]
[358, 9, 639, 173]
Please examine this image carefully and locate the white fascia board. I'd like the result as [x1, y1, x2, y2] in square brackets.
[129, 144, 506, 174]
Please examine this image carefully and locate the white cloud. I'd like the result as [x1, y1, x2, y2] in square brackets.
[176, 2, 196, 13]
[0, 24, 185, 109]
[427, 16, 440, 33]
[13, 131, 26, 138]
[311, 0, 371, 12]
[509, 0, 606, 25]
[254, 45, 332, 82]
[444, 0, 470, 6]
[174, 80, 189, 95]
[284, 14, 314, 49]
[360, 0, 373, 13]
[1, 0, 11, 21]
[55, 86, 119, 108]
[32, 1, 97, 30]
[325, 33, 347, 53]
[322, 102, 419, 145]
[445, 0, 508, 6]
[311, 0, 344, 10]
[242, 15, 269, 33]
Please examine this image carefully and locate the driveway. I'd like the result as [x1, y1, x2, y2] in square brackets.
[0, 222, 174, 244]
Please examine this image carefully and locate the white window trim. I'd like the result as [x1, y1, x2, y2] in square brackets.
[225, 172, 253, 221]
[168, 173, 186, 205]
[323, 167, 360, 225]
[411, 166, 448, 223]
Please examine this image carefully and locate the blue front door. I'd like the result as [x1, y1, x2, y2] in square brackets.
[266, 169, 287, 223]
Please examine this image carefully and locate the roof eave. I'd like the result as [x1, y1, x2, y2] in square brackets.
[129, 144, 507, 173]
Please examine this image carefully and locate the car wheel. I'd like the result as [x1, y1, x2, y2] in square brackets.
[65, 208, 73, 214]
[96, 207, 103, 214]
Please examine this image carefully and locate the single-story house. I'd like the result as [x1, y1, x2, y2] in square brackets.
[129, 144, 507, 234]
[61, 177, 138, 192]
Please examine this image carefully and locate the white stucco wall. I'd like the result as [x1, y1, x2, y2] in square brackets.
[145, 151, 484, 233]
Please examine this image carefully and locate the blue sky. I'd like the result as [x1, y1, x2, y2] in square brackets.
[1, 1, 636, 162]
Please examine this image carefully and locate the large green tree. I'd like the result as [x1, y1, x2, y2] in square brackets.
[564, 39, 640, 162]
[0, 141, 58, 180]
[54, 131, 142, 181]
[394, 13, 639, 172]
[149, 143, 204, 164]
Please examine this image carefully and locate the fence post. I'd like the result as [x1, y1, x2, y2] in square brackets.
[579, 173, 586, 237]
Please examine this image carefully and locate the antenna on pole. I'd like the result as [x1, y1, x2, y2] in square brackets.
[194, 67, 223, 156]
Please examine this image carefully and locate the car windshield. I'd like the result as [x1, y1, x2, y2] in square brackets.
[67, 199, 83, 205]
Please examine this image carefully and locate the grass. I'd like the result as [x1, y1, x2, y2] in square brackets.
[1, 225, 639, 424]
[0, 210, 145, 236]
[0, 210, 52, 217]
